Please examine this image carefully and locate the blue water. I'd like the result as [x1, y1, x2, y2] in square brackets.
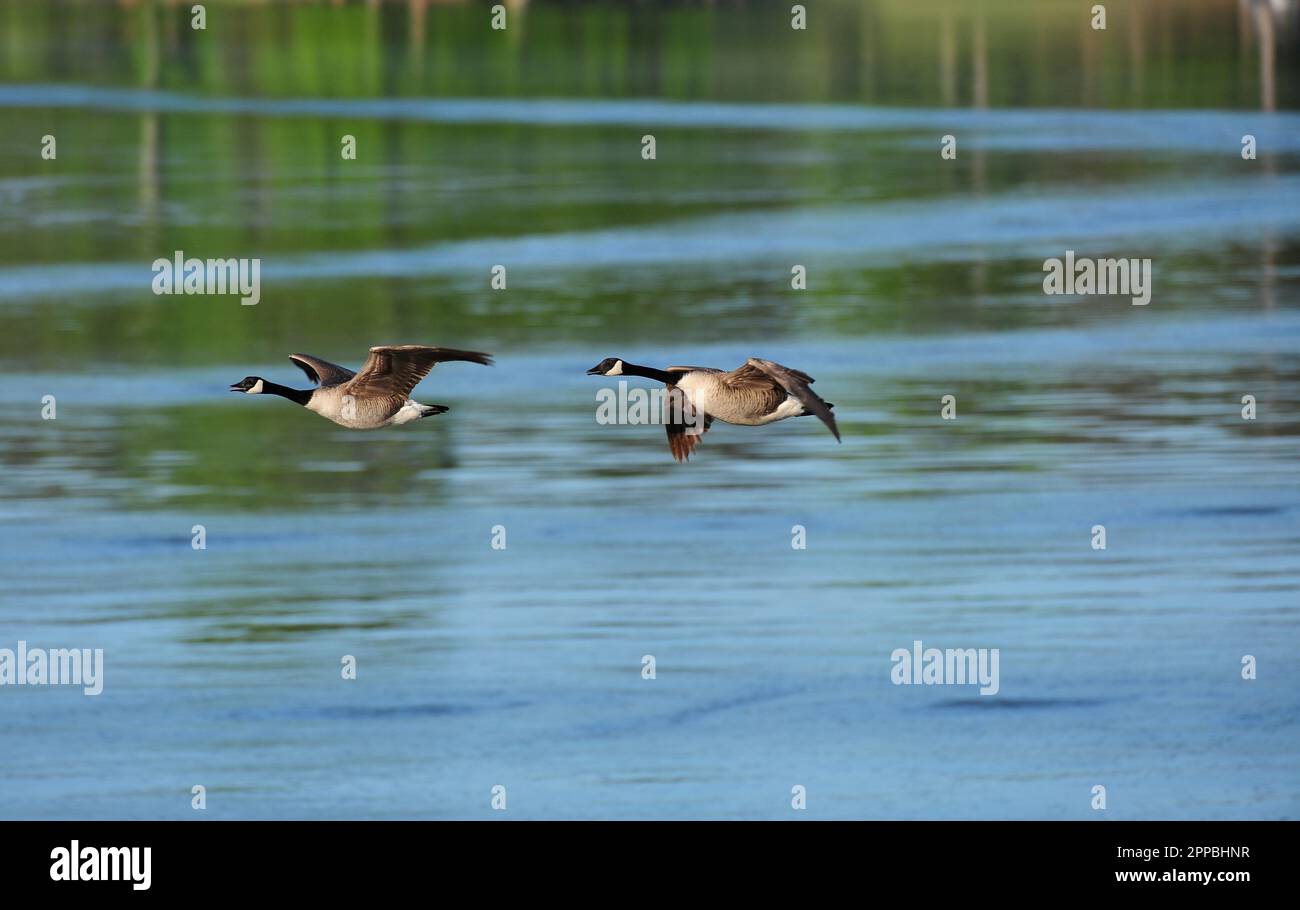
[2, 316, 1298, 818]
[0, 78, 1298, 817]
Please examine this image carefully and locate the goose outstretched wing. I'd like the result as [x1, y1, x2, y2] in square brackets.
[289, 353, 355, 387]
[663, 386, 714, 463]
[742, 358, 840, 441]
[346, 345, 493, 401]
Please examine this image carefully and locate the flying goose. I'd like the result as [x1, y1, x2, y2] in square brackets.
[230, 345, 492, 429]
[586, 356, 839, 461]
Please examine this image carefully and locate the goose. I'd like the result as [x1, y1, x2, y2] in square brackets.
[230, 345, 492, 429]
[586, 356, 839, 461]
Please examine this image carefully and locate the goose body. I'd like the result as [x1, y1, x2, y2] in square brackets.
[587, 356, 839, 461]
[230, 345, 492, 429]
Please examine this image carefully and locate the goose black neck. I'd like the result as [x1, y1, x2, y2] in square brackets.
[621, 362, 679, 384]
[263, 381, 312, 406]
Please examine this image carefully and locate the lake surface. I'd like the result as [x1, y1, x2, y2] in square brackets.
[0, 0, 1297, 819]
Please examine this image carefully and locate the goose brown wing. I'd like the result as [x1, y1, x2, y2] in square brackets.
[289, 353, 356, 387]
[345, 345, 493, 401]
[723, 361, 816, 388]
[745, 357, 840, 441]
[663, 386, 714, 463]
[666, 365, 722, 375]
[711, 362, 789, 416]
[720, 362, 783, 390]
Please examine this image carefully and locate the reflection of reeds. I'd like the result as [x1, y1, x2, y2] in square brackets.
[4, 0, 1291, 110]
[1127, 1, 1145, 103]
[1251, 0, 1277, 110]
[972, 12, 988, 109]
[938, 11, 955, 107]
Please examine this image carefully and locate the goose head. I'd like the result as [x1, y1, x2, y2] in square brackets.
[587, 357, 625, 376]
[229, 376, 267, 394]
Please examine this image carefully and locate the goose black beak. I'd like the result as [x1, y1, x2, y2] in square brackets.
[585, 367, 604, 375]
[229, 384, 245, 392]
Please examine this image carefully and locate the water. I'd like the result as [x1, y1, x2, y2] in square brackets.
[0, 0, 1297, 819]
